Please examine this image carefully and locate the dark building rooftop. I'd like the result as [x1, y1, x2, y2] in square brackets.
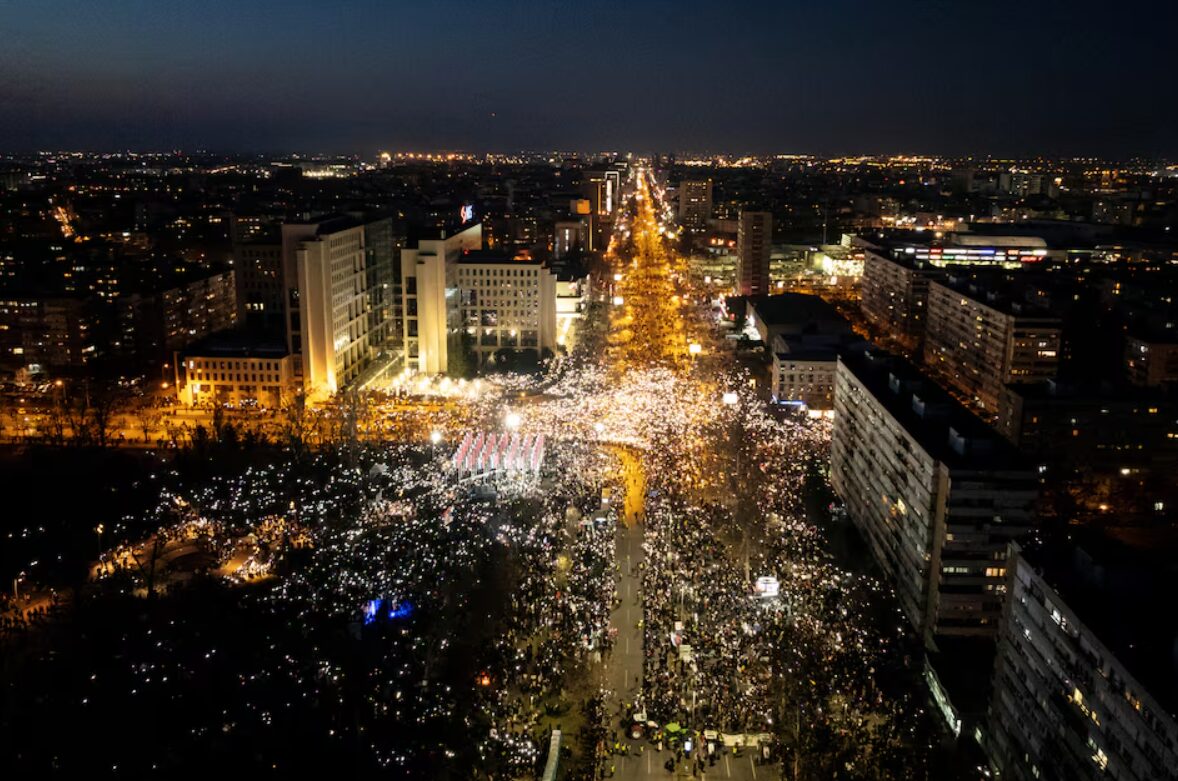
[405, 221, 482, 247]
[935, 269, 1059, 319]
[308, 214, 362, 236]
[747, 292, 851, 331]
[182, 329, 289, 359]
[839, 346, 1029, 471]
[1004, 378, 1170, 401]
[456, 249, 544, 266]
[1023, 527, 1178, 719]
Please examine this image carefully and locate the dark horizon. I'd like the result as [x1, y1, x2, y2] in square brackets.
[3, 0, 1177, 157]
[5, 147, 1178, 162]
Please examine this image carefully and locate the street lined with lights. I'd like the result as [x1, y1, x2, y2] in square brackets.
[2, 163, 936, 780]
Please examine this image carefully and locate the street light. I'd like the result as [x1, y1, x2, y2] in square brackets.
[505, 412, 521, 430]
[429, 430, 443, 445]
[12, 571, 25, 601]
[688, 343, 702, 357]
[722, 392, 739, 406]
[612, 296, 624, 306]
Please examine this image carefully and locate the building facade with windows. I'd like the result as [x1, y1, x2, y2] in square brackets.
[282, 216, 371, 397]
[987, 540, 1178, 781]
[831, 348, 1038, 648]
[0, 297, 94, 373]
[860, 250, 945, 350]
[400, 223, 483, 374]
[455, 254, 556, 366]
[174, 341, 294, 408]
[678, 179, 713, 231]
[736, 211, 772, 296]
[771, 352, 838, 411]
[925, 277, 1061, 417]
[1125, 334, 1178, 387]
[233, 239, 283, 330]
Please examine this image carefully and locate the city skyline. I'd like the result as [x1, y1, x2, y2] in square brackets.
[4, 3, 1178, 778]
[3, 0, 1177, 156]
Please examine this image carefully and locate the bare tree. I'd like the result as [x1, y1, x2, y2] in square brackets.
[282, 392, 313, 456]
[87, 380, 123, 448]
[136, 397, 164, 444]
[128, 534, 169, 599]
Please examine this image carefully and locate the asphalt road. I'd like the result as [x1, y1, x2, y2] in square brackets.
[602, 453, 769, 780]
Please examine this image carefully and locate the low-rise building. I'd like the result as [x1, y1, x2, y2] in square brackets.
[748, 293, 860, 411]
[174, 332, 294, 408]
[771, 350, 841, 411]
[746, 292, 853, 347]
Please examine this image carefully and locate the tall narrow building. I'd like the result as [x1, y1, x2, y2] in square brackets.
[678, 179, 712, 231]
[736, 211, 772, 296]
[281, 216, 371, 397]
[400, 223, 483, 374]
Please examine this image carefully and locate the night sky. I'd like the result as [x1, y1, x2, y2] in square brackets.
[2, 0, 1176, 155]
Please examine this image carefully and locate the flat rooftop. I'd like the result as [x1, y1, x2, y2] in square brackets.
[839, 346, 1029, 471]
[456, 249, 544, 266]
[1024, 527, 1178, 719]
[1004, 378, 1170, 402]
[935, 270, 1059, 320]
[183, 329, 289, 359]
[406, 221, 482, 246]
[747, 293, 850, 329]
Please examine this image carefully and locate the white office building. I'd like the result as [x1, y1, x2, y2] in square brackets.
[400, 223, 483, 374]
[456, 254, 557, 366]
[281, 217, 371, 397]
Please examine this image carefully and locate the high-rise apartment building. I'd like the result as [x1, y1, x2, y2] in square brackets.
[0, 297, 93, 372]
[1125, 333, 1178, 387]
[678, 179, 712, 231]
[987, 540, 1178, 781]
[925, 276, 1061, 417]
[107, 269, 237, 372]
[860, 250, 946, 349]
[363, 216, 400, 352]
[736, 211, 771, 296]
[831, 348, 1038, 647]
[233, 239, 283, 330]
[554, 218, 588, 259]
[580, 169, 619, 250]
